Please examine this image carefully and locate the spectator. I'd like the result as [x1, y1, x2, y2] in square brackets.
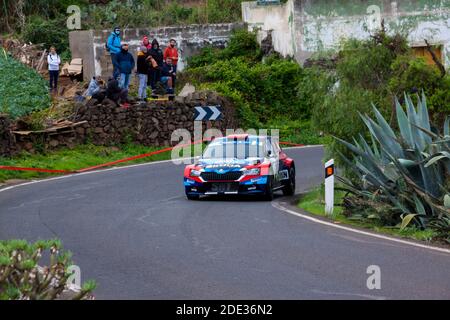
[164, 39, 179, 69]
[107, 27, 122, 80]
[142, 36, 151, 50]
[47, 46, 61, 93]
[117, 44, 135, 90]
[106, 77, 129, 108]
[164, 39, 179, 87]
[84, 76, 103, 98]
[161, 57, 176, 95]
[148, 39, 163, 92]
[136, 46, 149, 101]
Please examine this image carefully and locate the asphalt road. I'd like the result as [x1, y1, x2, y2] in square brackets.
[0, 146, 449, 299]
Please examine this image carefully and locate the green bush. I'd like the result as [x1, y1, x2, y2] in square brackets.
[0, 50, 51, 119]
[22, 16, 70, 59]
[190, 56, 305, 126]
[183, 29, 325, 144]
[308, 30, 449, 166]
[188, 29, 263, 68]
[0, 239, 96, 300]
[336, 94, 450, 242]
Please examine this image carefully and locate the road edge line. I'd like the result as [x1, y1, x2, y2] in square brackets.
[272, 201, 450, 255]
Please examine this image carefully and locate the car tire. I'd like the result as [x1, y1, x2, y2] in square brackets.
[263, 176, 274, 201]
[282, 167, 296, 196]
[186, 194, 200, 200]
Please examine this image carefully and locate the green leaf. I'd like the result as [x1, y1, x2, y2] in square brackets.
[425, 152, 450, 168]
[444, 195, 450, 209]
[400, 214, 418, 231]
[396, 99, 414, 148]
[444, 117, 449, 137]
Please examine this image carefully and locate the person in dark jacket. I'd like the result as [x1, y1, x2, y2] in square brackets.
[136, 46, 149, 101]
[160, 57, 176, 95]
[116, 44, 135, 90]
[147, 39, 163, 91]
[106, 77, 129, 108]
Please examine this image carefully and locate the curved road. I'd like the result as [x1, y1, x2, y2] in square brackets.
[0, 146, 449, 299]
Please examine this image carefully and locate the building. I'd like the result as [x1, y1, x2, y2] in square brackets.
[242, 0, 450, 68]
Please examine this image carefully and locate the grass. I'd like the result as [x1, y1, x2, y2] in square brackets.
[298, 186, 438, 243]
[0, 143, 180, 183]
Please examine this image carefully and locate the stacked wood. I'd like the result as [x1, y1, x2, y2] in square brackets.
[0, 38, 48, 73]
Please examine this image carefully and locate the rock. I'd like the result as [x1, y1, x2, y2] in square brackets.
[49, 140, 59, 148]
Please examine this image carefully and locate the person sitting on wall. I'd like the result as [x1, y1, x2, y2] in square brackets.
[106, 76, 130, 108]
[84, 76, 103, 98]
[106, 26, 122, 80]
[116, 44, 135, 90]
[163, 39, 179, 88]
[160, 57, 176, 95]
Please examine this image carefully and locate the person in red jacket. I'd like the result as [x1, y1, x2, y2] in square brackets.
[164, 39, 179, 68]
[163, 39, 179, 87]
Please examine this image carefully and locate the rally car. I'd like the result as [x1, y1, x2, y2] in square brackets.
[184, 134, 296, 200]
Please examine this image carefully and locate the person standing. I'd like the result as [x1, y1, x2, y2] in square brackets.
[142, 36, 151, 50]
[136, 46, 149, 101]
[116, 44, 135, 90]
[164, 39, 179, 69]
[148, 39, 163, 92]
[47, 46, 61, 93]
[107, 27, 122, 80]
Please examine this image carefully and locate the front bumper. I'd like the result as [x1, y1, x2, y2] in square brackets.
[184, 176, 269, 196]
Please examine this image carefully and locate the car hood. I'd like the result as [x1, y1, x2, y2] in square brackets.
[197, 158, 264, 172]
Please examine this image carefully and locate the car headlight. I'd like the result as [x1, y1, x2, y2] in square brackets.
[243, 168, 261, 176]
[190, 169, 202, 177]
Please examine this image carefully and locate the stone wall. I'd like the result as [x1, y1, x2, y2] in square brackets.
[242, 0, 450, 67]
[73, 91, 237, 147]
[0, 91, 238, 156]
[70, 23, 245, 81]
[0, 114, 15, 157]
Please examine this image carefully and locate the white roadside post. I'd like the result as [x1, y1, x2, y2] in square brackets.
[324, 159, 335, 216]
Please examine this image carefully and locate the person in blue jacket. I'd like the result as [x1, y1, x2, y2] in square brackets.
[107, 26, 122, 80]
[116, 44, 135, 90]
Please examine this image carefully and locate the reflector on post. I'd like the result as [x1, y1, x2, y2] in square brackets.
[325, 159, 335, 215]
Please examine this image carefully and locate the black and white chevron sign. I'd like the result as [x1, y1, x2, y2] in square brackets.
[194, 105, 222, 121]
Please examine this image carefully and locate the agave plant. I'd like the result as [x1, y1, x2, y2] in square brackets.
[336, 93, 450, 237]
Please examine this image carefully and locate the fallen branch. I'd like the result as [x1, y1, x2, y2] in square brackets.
[424, 39, 446, 78]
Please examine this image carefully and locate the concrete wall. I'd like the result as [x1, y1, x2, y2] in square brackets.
[70, 23, 244, 81]
[243, 0, 450, 67]
[69, 30, 96, 81]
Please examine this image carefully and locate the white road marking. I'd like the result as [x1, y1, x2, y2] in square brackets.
[272, 201, 450, 255]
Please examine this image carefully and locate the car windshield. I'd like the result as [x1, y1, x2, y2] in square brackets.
[203, 139, 266, 159]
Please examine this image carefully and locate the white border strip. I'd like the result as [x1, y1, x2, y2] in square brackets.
[272, 202, 450, 255]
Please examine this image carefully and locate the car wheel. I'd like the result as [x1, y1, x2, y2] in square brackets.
[282, 167, 296, 196]
[263, 176, 274, 201]
[186, 194, 200, 200]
